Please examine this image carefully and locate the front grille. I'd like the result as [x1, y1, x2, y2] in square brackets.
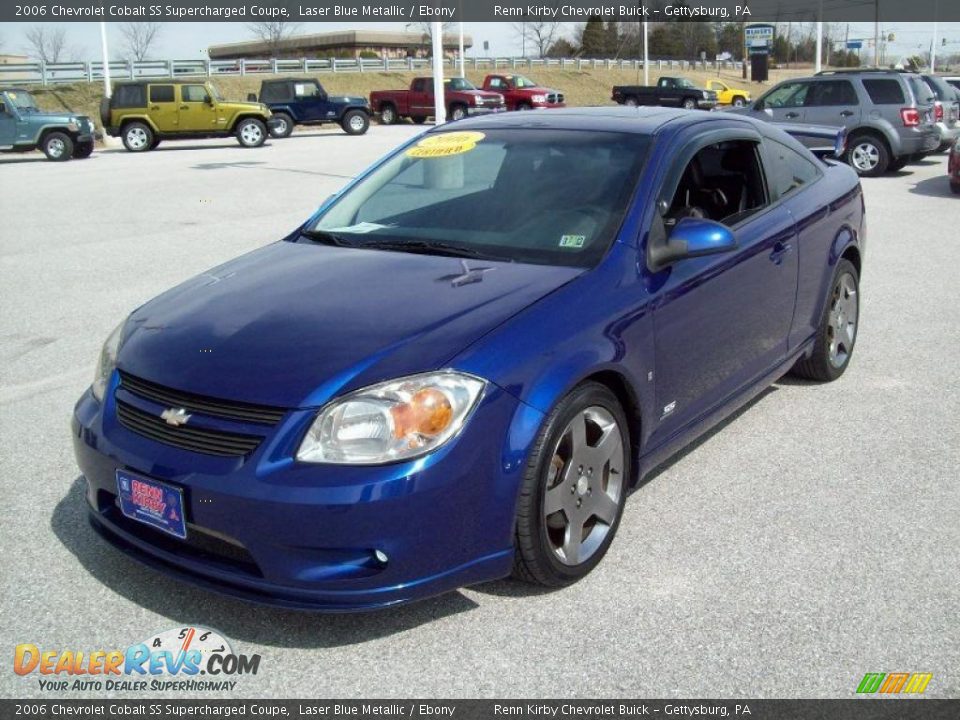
[119, 371, 284, 425]
[117, 400, 263, 457]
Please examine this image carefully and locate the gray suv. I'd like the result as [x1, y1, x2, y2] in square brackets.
[917, 74, 960, 151]
[731, 69, 939, 176]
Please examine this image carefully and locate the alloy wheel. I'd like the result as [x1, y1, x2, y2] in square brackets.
[240, 122, 263, 145]
[349, 114, 365, 131]
[851, 142, 880, 172]
[542, 406, 625, 566]
[827, 273, 858, 368]
[46, 137, 66, 158]
[126, 127, 148, 150]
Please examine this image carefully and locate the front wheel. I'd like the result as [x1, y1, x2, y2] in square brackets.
[42, 131, 74, 161]
[72, 140, 94, 159]
[682, 97, 697, 110]
[341, 109, 369, 136]
[846, 134, 889, 177]
[513, 382, 630, 587]
[449, 104, 467, 122]
[791, 259, 860, 382]
[378, 104, 398, 125]
[235, 118, 267, 148]
[270, 112, 294, 138]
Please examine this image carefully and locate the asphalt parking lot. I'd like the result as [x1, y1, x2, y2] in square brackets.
[1, 127, 958, 699]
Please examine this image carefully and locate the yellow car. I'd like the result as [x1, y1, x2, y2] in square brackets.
[706, 80, 752, 107]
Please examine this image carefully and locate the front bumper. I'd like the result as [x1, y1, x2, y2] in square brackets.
[467, 106, 506, 116]
[698, 99, 718, 110]
[72, 379, 526, 611]
[266, 117, 284, 132]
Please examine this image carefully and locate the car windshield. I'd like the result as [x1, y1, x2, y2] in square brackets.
[676, 79, 695, 88]
[5, 90, 38, 111]
[306, 129, 649, 268]
[209, 85, 223, 101]
[512, 76, 538, 88]
[445, 78, 477, 91]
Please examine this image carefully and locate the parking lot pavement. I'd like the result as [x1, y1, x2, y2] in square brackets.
[1, 131, 957, 700]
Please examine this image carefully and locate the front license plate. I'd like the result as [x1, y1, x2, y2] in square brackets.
[116, 470, 187, 540]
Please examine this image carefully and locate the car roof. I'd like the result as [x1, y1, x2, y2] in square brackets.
[437, 106, 759, 136]
[262, 77, 320, 83]
[113, 79, 210, 86]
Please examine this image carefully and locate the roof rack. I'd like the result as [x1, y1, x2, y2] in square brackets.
[814, 68, 907, 76]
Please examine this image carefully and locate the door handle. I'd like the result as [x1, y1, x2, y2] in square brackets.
[179, 105, 189, 110]
[840, 110, 854, 117]
[785, 111, 799, 119]
[150, 105, 160, 110]
[769, 241, 793, 265]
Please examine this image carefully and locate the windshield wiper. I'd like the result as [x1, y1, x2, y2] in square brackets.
[299, 229, 355, 247]
[357, 239, 494, 260]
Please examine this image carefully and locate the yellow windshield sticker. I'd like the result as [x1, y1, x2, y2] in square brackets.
[406, 131, 485, 159]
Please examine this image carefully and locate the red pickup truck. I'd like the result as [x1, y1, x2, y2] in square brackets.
[481, 74, 566, 111]
[370, 77, 505, 124]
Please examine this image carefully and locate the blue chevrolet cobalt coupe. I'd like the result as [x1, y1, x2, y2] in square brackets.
[73, 108, 864, 610]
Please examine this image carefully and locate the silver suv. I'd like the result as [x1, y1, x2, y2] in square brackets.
[918, 74, 960, 151]
[731, 69, 939, 176]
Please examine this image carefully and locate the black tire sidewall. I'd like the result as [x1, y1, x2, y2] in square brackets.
[341, 110, 369, 135]
[42, 131, 74, 161]
[515, 383, 631, 586]
[810, 259, 860, 381]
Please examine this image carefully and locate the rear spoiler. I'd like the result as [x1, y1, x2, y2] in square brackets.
[778, 124, 847, 158]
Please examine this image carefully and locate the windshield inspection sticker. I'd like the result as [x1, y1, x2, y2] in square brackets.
[560, 234, 586, 249]
[407, 131, 485, 158]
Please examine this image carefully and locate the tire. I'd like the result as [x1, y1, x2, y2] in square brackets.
[122, 122, 153, 152]
[791, 259, 860, 382]
[378, 104, 398, 125]
[72, 140, 94, 159]
[41, 131, 74, 161]
[341, 109, 369, 136]
[235, 118, 267, 148]
[149, 137, 161, 150]
[951, 181, 960, 195]
[449, 104, 468, 122]
[846, 134, 889, 177]
[682, 97, 697, 110]
[623, 95, 639, 107]
[411, 115, 427, 124]
[887, 156, 909, 172]
[732, 96, 746, 107]
[513, 382, 631, 587]
[517, 102, 533, 111]
[270, 112, 294, 138]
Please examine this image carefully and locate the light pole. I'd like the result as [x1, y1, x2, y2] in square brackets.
[643, 21, 649, 86]
[99, 22, 112, 98]
[459, 21, 465, 78]
[431, 21, 446, 124]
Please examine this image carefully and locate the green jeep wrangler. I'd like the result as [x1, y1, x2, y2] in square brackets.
[100, 80, 279, 152]
[0, 87, 95, 161]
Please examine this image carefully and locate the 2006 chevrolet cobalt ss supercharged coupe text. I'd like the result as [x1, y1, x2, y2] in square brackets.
[73, 108, 865, 611]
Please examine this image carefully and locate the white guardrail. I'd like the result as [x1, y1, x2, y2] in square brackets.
[0, 56, 745, 86]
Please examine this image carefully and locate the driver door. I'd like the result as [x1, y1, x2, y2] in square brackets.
[177, 84, 218, 132]
[294, 81, 327, 121]
[646, 134, 799, 447]
[753, 81, 810, 124]
[0, 99, 17, 147]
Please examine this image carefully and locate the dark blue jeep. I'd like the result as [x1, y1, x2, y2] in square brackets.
[252, 78, 370, 137]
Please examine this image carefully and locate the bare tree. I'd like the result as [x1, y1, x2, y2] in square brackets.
[413, 22, 453, 57]
[512, 20, 562, 58]
[119, 22, 162, 62]
[24, 25, 68, 63]
[246, 21, 302, 58]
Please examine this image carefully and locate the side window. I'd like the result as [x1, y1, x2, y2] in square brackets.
[260, 83, 288, 103]
[113, 84, 147, 108]
[862, 79, 905, 105]
[181, 85, 210, 103]
[667, 140, 768, 227]
[149, 85, 174, 103]
[765, 139, 822, 199]
[487, 77, 503, 89]
[412, 79, 425, 93]
[807, 80, 858, 106]
[762, 82, 809, 109]
[294, 82, 320, 98]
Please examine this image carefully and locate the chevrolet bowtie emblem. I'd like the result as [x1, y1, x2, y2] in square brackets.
[160, 408, 192, 427]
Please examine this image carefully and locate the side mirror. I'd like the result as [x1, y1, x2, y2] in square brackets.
[649, 217, 737, 269]
[246, 93, 257, 102]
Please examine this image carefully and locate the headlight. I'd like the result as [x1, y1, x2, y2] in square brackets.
[92, 321, 125, 402]
[531, 95, 547, 104]
[296, 371, 486, 465]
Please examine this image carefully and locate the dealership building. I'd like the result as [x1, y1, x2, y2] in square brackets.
[208, 30, 473, 61]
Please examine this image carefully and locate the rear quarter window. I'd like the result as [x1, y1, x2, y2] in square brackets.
[765, 139, 822, 200]
[112, 84, 146, 108]
[260, 82, 291, 103]
[861, 79, 904, 105]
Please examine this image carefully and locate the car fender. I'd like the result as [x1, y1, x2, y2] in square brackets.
[23, 122, 77, 145]
[118, 114, 160, 134]
[268, 104, 298, 121]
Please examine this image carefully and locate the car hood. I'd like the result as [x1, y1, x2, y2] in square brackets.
[21, 108, 90, 124]
[118, 240, 581, 408]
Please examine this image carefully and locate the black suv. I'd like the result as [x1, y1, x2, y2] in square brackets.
[252, 78, 370, 138]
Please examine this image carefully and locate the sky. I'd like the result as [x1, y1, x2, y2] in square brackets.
[1, 21, 959, 64]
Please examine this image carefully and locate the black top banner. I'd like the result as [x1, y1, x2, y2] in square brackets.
[3, 0, 960, 23]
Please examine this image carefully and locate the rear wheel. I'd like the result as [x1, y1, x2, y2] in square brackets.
[378, 104, 398, 125]
[341, 109, 369, 135]
[411, 115, 427, 124]
[235, 118, 267, 148]
[72, 140, 94, 159]
[513, 382, 630, 587]
[732, 95, 746, 107]
[791, 259, 860, 382]
[846, 134, 889, 176]
[42, 131, 74, 161]
[270, 112, 294, 138]
[623, 96, 639, 107]
[122, 122, 153, 152]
